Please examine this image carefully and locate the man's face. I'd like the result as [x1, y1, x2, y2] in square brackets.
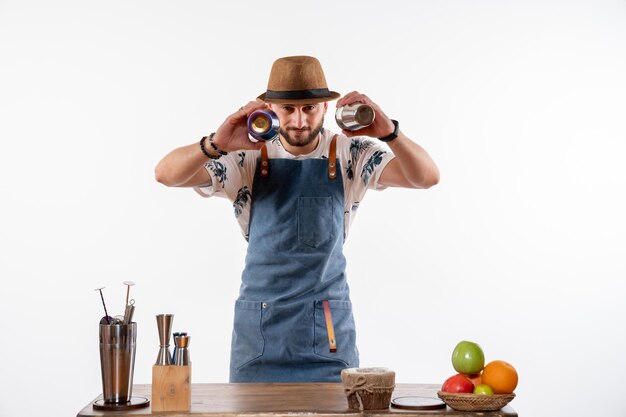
[270, 102, 327, 147]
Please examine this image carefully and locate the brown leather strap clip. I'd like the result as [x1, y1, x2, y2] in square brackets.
[260, 145, 269, 177]
[328, 134, 338, 179]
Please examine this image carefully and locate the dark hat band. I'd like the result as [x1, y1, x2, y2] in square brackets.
[264, 88, 331, 100]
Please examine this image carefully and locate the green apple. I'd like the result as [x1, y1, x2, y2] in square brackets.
[451, 340, 485, 374]
[473, 384, 494, 395]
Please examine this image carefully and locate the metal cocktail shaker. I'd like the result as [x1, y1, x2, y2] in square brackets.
[171, 331, 187, 364]
[174, 335, 191, 366]
[99, 323, 136, 404]
[335, 103, 375, 131]
[248, 109, 280, 142]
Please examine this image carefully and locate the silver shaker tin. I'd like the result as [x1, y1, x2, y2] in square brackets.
[335, 103, 375, 131]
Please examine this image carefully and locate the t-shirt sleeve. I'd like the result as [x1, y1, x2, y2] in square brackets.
[339, 136, 394, 236]
[349, 137, 395, 191]
[193, 151, 255, 200]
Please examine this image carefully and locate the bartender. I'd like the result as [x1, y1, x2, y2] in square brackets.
[155, 55, 439, 382]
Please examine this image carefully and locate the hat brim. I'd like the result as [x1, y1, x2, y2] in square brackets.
[257, 91, 341, 104]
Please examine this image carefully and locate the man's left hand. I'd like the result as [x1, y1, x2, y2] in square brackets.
[336, 91, 396, 139]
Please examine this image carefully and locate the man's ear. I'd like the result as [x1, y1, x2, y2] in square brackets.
[323, 101, 328, 114]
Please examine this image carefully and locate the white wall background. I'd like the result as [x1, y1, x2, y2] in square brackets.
[1, 1, 625, 416]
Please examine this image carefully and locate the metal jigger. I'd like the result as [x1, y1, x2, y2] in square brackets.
[155, 314, 174, 365]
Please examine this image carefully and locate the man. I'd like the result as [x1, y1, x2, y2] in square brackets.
[155, 56, 439, 382]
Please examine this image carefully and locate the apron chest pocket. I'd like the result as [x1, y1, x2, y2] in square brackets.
[313, 300, 358, 366]
[231, 300, 265, 369]
[298, 197, 334, 248]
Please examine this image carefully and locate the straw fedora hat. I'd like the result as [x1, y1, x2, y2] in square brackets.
[257, 56, 340, 104]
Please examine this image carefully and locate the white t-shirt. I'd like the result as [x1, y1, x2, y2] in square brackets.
[194, 129, 395, 240]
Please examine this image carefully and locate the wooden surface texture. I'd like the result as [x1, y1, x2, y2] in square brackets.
[151, 365, 191, 412]
[77, 383, 518, 417]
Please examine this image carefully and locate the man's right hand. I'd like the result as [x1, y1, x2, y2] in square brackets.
[212, 101, 269, 153]
[155, 101, 270, 187]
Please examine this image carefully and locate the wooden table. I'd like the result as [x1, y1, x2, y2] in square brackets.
[77, 383, 518, 417]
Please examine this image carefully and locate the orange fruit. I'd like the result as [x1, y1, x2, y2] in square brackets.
[481, 360, 518, 394]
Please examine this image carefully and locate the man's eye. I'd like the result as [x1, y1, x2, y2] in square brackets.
[282, 106, 294, 111]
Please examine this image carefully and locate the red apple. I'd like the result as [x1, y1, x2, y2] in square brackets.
[441, 374, 474, 393]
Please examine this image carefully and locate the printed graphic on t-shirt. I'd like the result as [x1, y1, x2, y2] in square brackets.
[195, 129, 394, 239]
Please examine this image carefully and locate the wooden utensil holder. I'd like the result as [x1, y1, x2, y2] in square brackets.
[151, 365, 191, 412]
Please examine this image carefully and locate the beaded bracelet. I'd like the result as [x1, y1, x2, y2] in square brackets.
[199, 133, 225, 160]
[208, 134, 228, 156]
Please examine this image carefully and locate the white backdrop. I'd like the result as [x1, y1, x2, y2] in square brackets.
[1, 1, 625, 416]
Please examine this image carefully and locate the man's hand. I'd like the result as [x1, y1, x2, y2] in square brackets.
[336, 91, 396, 139]
[212, 101, 269, 152]
[337, 91, 439, 189]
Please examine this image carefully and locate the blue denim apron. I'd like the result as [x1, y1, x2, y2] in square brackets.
[229, 135, 359, 382]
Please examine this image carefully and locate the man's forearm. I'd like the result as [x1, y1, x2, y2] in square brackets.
[386, 132, 440, 188]
[155, 142, 215, 187]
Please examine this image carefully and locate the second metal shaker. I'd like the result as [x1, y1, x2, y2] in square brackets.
[171, 332, 187, 364]
[174, 335, 191, 366]
[335, 103, 375, 131]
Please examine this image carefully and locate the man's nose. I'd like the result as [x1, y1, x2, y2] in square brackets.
[294, 109, 306, 127]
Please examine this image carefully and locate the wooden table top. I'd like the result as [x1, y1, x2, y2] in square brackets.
[76, 383, 518, 417]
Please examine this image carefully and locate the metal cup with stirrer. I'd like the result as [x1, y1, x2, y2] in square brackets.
[155, 314, 174, 365]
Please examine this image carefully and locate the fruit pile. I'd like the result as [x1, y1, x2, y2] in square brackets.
[441, 341, 518, 395]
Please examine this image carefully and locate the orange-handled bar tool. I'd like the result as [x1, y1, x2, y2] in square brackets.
[322, 300, 337, 353]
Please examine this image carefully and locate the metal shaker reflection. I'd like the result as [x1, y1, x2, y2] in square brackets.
[248, 109, 280, 142]
[335, 103, 375, 131]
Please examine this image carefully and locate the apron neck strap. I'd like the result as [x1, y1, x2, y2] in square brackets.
[259, 134, 338, 180]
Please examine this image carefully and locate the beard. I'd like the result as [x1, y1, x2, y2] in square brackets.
[279, 118, 324, 147]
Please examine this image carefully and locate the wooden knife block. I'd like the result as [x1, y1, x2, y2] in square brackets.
[151, 365, 191, 412]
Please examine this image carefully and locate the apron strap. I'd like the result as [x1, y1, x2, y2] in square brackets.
[328, 134, 338, 180]
[260, 144, 269, 177]
[260, 134, 336, 179]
